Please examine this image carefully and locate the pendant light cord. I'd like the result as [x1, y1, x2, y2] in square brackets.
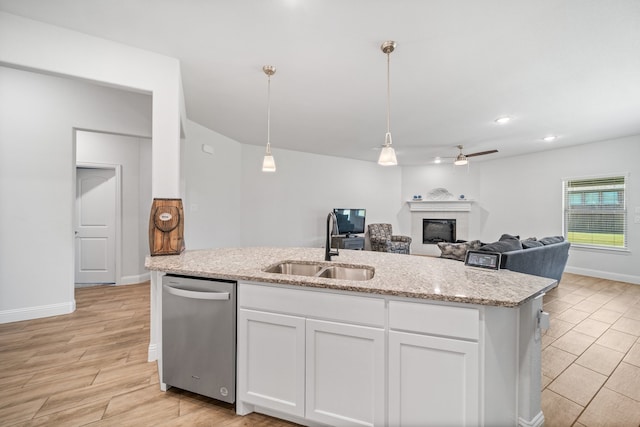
[266, 74, 272, 153]
[386, 51, 391, 135]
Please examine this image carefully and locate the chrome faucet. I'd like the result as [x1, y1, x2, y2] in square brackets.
[325, 212, 339, 261]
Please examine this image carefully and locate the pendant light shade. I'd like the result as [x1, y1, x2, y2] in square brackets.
[378, 40, 398, 166]
[378, 133, 398, 165]
[262, 151, 276, 172]
[262, 65, 276, 172]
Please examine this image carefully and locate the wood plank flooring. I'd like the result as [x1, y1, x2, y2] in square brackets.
[0, 283, 298, 426]
[1, 274, 639, 426]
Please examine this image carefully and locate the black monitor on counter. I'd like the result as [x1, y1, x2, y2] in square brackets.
[333, 208, 366, 236]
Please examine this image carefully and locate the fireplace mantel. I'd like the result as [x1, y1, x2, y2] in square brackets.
[407, 200, 474, 212]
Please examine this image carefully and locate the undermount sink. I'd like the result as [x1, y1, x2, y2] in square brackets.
[264, 262, 324, 276]
[264, 261, 374, 281]
[317, 266, 375, 281]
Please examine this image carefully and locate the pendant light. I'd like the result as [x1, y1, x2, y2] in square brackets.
[378, 40, 398, 166]
[262, 65, 276, 172]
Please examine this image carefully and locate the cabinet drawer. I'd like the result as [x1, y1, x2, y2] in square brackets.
[239, 282, 385, 327]
[389, 300, 479, 340]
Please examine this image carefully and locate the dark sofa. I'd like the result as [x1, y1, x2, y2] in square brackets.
[437, 234, 571, 283]
[497, 240, 570, 283]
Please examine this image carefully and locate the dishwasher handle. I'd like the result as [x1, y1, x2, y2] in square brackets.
[163, 284, 230, 301]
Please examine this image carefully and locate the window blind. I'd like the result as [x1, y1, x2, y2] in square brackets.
[563, 175, 627, 249]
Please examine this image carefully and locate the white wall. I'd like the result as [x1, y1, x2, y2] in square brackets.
[240, 145, 403, 248]
[180, 120, 243, 249]
[76, 131, 152, 284]
[0, 66, 152, 322]
[0, 12, 182, 323]
[0, 11, 183, 197]
[402, 136, 640, 284]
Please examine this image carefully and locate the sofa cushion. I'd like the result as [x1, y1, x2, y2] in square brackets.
[539, 236, 565, 245]
[522, 238, 544, 249]
[437, 240, 482, 261]
[478, 236, 523, 253]
[499, 233, 520, 241]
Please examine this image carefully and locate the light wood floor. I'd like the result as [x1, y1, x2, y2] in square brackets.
[0, 274, 638, 426]
[0, 283, 299, 426]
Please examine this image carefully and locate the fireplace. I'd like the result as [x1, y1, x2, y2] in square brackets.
[423, 219, 456, 244]
[408, 198, 472, 255]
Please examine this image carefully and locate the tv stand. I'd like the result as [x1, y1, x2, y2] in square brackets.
[331, 235, 365, 250]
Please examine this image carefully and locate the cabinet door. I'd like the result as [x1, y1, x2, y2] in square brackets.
[237, 309, 305, 417]
[306, 319, 385, 427]
[389, 331, 479, 426]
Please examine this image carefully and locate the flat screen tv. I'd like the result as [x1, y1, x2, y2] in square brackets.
[333, 208, 366, 236]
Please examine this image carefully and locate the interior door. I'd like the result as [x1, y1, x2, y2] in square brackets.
[75, 167, 116, 284]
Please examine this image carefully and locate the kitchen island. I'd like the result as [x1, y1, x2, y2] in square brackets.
[146, 247, 557, 427]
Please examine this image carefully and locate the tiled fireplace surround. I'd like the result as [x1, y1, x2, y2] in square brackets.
[409, 200, 473, 256]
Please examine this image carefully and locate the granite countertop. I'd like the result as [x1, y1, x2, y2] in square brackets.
[145, 247, 557, 308]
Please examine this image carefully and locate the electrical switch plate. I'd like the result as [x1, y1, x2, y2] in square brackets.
[201, 144, 214, 155]
[635, 215, 640, 224]
[538, 311, 550, 330]
[636, 206, 640, 214]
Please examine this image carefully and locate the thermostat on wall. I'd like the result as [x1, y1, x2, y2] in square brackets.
[464, 251, 501, 270]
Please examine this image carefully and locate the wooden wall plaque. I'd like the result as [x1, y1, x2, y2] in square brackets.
[149, 198, 185, 256]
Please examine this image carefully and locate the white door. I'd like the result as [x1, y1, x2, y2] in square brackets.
[306, 319, 385, 427]
[237, 308, 306, 417]
[75, 167, 116, 284]
[388, 331, 479, 426]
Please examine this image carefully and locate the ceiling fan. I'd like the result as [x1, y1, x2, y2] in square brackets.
[448, 145, 498, 166]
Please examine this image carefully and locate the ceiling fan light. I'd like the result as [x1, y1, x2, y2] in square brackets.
[454, 154, 468, 166]
[378, 144, 397, 166]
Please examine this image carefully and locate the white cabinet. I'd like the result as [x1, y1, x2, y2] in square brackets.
[237, 283, 484, 427]
[237, 282, 386, 426]
[306, 319, 385, 427]
[237, 309, 305, 417]
[389, 331, 478, 426]
[236, 283, 386, 426]
[388, 300, 480, 427]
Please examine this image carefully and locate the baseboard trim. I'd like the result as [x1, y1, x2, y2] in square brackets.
[148, 343, 158, 362]
[119, 272, 150, 286]
[0, 300, 76, 324]
[564, 266, 640, 285]
[519, 411, 544, 427]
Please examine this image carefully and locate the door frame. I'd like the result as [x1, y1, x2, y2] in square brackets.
[74, 162, 123, 285]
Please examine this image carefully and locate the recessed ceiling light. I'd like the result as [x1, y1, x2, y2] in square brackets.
[494, 116, 511, 125]
[542, 135, 557, 142]
[434, 157, 442, 164]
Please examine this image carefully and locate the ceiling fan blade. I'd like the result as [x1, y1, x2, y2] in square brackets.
[465, 149, 498, 158]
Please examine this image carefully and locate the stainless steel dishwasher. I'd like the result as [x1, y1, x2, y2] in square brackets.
[162, 275, 236, 403]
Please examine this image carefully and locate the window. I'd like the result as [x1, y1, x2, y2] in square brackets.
[563, 174, 627, 249]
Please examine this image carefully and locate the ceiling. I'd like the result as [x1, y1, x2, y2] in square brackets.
[2, 0, 639, 165]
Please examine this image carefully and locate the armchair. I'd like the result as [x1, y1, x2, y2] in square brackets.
[368, 223, 412, 254]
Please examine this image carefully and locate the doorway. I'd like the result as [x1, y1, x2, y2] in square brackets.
[74, 166, 120, 286]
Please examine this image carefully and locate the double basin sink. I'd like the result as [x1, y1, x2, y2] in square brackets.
[264, 261, 374, 281]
